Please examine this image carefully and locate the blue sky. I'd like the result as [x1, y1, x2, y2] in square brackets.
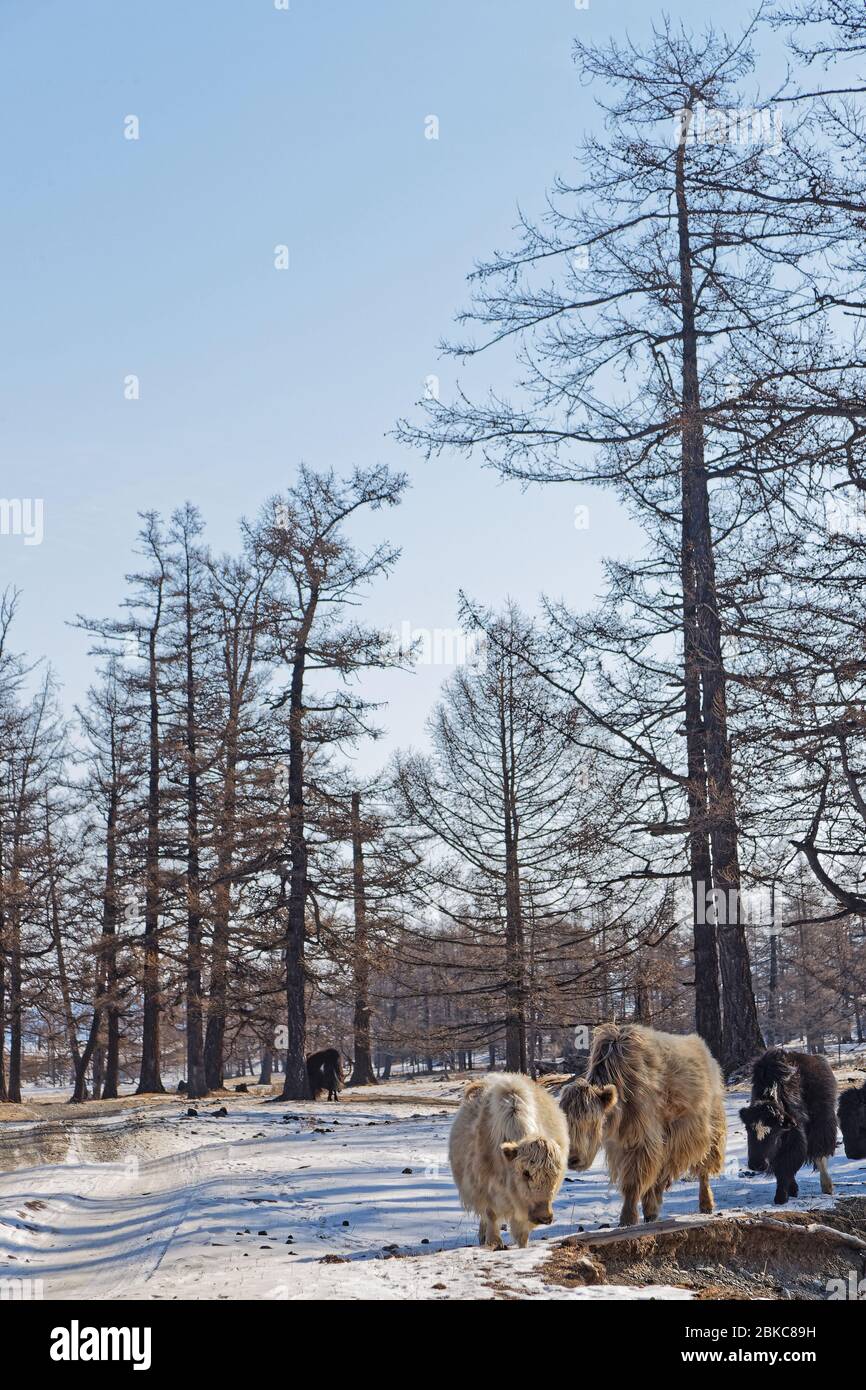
[0, 0, 777, 765]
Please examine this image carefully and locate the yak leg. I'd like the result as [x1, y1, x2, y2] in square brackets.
[817, 1156, 833, 1195]
[619, 1145, 658, 1227]
[698, 1171, 715, 1214]
[773, 1175, 791, 1204]
[510, 1215, 532, 1249]
[480, 1210, 504, 1250]
[641, 1181, 664, 1223]
[619, 1184, 641, 1228]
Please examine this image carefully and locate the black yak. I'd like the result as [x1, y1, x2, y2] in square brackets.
[306, 1048, 345, 1102]
[740, 1048, 837, 1205]
[839, 1080, 866, 1161]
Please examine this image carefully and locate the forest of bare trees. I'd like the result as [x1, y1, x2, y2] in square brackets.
[2, 3, 866, 1103]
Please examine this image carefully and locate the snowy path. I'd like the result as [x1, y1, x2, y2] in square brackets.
[1, 1084, 864, 1300]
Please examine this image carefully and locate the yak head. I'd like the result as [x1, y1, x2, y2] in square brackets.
[559, 1077, 619, 1170]
[500, 1135, 566, 1226]
[839, 1084, 866, 1161]
[739, 1090, 796, 1172]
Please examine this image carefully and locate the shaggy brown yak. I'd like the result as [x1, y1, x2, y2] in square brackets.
[560, 1023, 726, 1227]
[449, 1072, 568, 1249]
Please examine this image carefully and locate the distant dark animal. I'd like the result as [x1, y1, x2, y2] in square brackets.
[740, 1049, 837, 1204]
[177, 1080, 187, 1093]
[306, 1048, 344, 1102]
[235, 1083, 249, 1093]
[839, 1080, 866, 1160]
[560, 1023, 726, 1227]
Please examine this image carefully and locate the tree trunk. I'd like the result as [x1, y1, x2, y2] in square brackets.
[767, 884, 779, 1048]
[101, 786, 120, 1099]
[138, 615, 165, 1094]
[0, 829, 5, 1103]
[258, 1043, 273, 1086]
[183, 555, 207, 1100]
[278, 606, 317, 1101]
[44, 800, 86, 1094]
[72, 997, 107, 1103]
[348, 791, 377, 1086]
[0, 953, 6, 1103]
[205, 731, 237, 1091]
[8, 941, 21, 1103]
[674, 129, 763, 1073]
[103, 1008, 120, 1100]
[7, 837, 23, 1103]
[71, 811, 116, 1100]
[681, 473, 723, 1060]
[54, 893, 85, 1095]
[500, 675, 527, 1072]
[92, 1046, 104, 1098]
[380, 997, 398, 1080]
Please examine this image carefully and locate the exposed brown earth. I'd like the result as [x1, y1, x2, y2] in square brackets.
[540, 1198, 866, 1300]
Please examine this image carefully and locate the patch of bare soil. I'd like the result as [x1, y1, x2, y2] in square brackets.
[540, 1198, 866, 1300]
[338, 1091, 461, 1108]
[267, 1082, 462, 1108]
[0, 1092, 180, 1125]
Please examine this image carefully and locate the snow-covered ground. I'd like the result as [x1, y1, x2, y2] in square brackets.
[1, 1079, 864, 1301]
